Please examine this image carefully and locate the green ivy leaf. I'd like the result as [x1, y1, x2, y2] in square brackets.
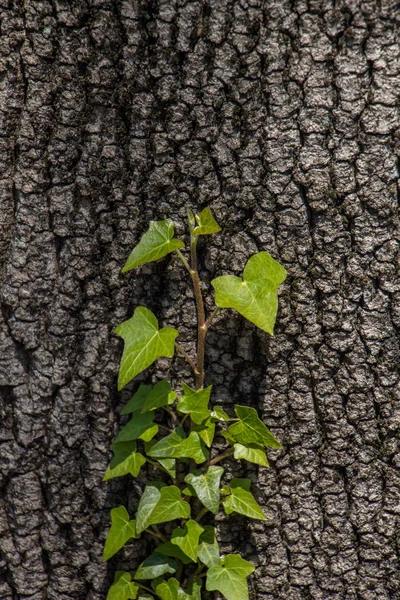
[134, 553, 177, 580]
[233, 442, 269, 467]
[197, 525, 220, 568]
[157, 457, 176, 478]
[103, 506, 138, 561]
[141, 380, 176, 413]
[210, 407, 230, 422]
[115, 411, 158, 444]
[115, 307, 178, 390]
[184, 467, 224, 514]
[156, 541, 193, 565]
[154, 578, 182, 600]
[177, 383, 212, 425]
[136, 484, 190, 534]
[170, 519, 204, 562]
[211, 251, 286, 334]
[193, 417, 215, 447]
[121, 385, 152, 415]
[107, 572, 139, 600]
[222, 478, 266, 521]
[122, 219, 184, 272]
[191, 207, 221, 236]
[186, 578, 202, 600]
[103, 441, 146, 480]
[227, 405, 281, 448]
[206, 554, 255, 600]
[147, 428, 209, 464]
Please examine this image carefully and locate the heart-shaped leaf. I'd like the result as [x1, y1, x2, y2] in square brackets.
[103, 506, 138, 561]
[135, 483, 163, 534]
[177, 383, 212, 424]
[211, 251, 286, 334]
[115, 307, 178, 390]
[122, 219, 184, 272]
[184, 467, 224, 514]
[191, 207, 221, 236]
[141, 380, 176, 413]
[103, 441, 146, 480]
[115, 411, 158, 444]
[107, 572, 139, 600]
[147, 428, 209, 464]
[136, 484, 191, 534]
[197, 525, 220, 568]
[227, 405, 281, 448]
[233, 442, 269, 467]
[170, 519, 204, 562]
[222, 478, 266, 521]
[134, 552, 177, 580]
[206, 554, 255, 600]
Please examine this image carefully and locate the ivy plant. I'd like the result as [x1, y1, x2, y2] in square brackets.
[104, 207, 286, 600]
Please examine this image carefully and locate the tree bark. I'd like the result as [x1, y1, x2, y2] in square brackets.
[1, 1, 399, 599]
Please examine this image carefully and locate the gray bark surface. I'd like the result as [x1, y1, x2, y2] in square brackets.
[0, 0, 399, 599]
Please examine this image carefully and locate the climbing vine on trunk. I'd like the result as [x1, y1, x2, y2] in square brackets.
[103, 207, 287, 600]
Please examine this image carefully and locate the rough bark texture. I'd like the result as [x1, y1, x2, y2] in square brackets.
[1, 1, 399, 599]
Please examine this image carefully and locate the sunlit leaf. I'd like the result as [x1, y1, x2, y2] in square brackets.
[170, 520, 204, 562]
[233, 442, 269, 467]
[210, 406, 230, 422]
[107, 572, 139, 600]
[147, 428, 208, 464]
[184, 467, 224, 514]
[136, 483, 190, 534]
[103, 441, 146, 480]
[206, 554, 255, 600]
[122, 219, 184, 272]
[211, 251, 286, 334]
[115, 411, 158, 444]
[193, 417, 215, 447]
[192, 207, 221, 236]
[135, 483, 163, 535]
[103, 506, 138, 561]
[197, 525, 220, 568]
[227, 405, 281, 448]
[177, 383, 212, 425]
[222, 478, 266, 521]
[116, 307, 178, 390]
[134, 553, 177, 580]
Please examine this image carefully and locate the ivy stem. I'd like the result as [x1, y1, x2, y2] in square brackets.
[205, 306, 220, 329]
[146, 457, 174, 480]
[208, 448, 234, 466]
[163, 405, 178, 424]
[175, 342, 199, 376]
[151, 525, 168, 543]
[189, 234, 206, 390]
[176, 249, 191, 273]
[195, 506, 209, 522]
[138, 583, 156, 594]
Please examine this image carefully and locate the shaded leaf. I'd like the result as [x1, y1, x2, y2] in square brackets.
[222, 478, 266, 521]
[186, 578, 202, 600]
[116, 307, 178, 390]
[177, 383, 212, 425]
[122, 219, 184, 272]
[103, 441, 146, 480]
[170, 519, 204, 562]
[104, 506, 138, 561]
[184, 467, 224, 514]
[115, 411, 158, 444]
[141, 380, 176, 413]
[121, 385, 152, 415]
[192, 207, 221, 236]
[211, 251, 286, 334]
[233, 442, 269, 467]
[227, 405, 281, 448]
[156, 541, 193, 565]
[107, 572, 139, 600]
[134, 553, 177, 580]
[206, 554, 255, 600]
[197, 525, 220, 568]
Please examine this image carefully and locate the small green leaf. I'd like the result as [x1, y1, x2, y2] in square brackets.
[154, 578, 180, 600]
[170, 519, 204, 562]
[157, 457, 176, 478]
[211, 251, 286, 334]
[233, 442, 269, 467]
[177, 384, 212, 425]
[210, 406, 230, 422]
[141, 380, 176, 413]
[222, 478, 266, 521]
[122, 219, 184, 272]
[228, 405, 281, 448]
[115, 307, 178, 390]
[186, 578, 202, 600]
[192, 207, 221, 236]
[184, 467, 224, 514]
[136, 484, 163, 534]
[134, 553, 177, 580]
[136, 484, 191, 534]
[193, 417, 215, 447]
[206, 554, 255, 600]
[103, 506, 138, 561]
[107, 572, 139, 600]
[156, 542, 193, 565]
[197, 525, 220, 568]
[115, 411, 158, 443]
[121, 385, 152, 415]
[147, 428, 208, 464]
[103, 441, 146, 480]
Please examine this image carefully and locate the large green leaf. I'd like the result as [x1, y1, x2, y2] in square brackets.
[170, 520, 204, 562]
[193, 418, 215, 447]
[233, 442, 269, 467]
[222, 478, 266, 521]
[115, 307, 178, 390]
[136, 483, 191, 534]
[141, 380, 176, 413]
[115, 411, 158, 444]
[206, 554, 255, 600]
[177, 383, 212, 425]
[103, 506, 138, 561]
[107, 572, 139, 600]
[147, 428, 208, 464]
[197, 525, 220, 568]
[134, 553, 177, 580]
[121, 385, 152, 415]
[103, 441, 146, 480]
[184, 467, 224, 514]
[122, 219, 184, 272]
[211, 251, 286, 334]
[227, 405, 281, 448]
[191, 207, 221, 236]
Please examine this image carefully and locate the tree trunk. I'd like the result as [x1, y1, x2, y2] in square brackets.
[1, 1, 399, 599]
